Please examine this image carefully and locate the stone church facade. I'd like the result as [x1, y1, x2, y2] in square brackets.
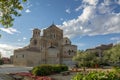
[13, 24, 77, 66]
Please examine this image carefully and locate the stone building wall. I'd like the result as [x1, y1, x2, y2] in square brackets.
[13, 24, 77, 66]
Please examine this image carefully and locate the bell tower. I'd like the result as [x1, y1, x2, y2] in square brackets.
[29, 28, 41, 48]
[33, 28, 41, 38]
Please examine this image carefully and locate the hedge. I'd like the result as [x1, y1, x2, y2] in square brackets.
[32, 64, 68, 76]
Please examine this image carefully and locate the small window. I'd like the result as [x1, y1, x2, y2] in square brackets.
[23, 55, 24, 58]
[54, 34, 55, 38]
[72, 50, 74, 52]
[34, 39, 37, 45]
[68, 50, 71, 55]
[66, 40, 67, 44]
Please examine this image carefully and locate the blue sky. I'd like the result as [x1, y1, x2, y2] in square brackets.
[0, 0, 120, 57]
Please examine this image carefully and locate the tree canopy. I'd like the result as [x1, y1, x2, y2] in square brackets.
[0, 0, 26, 27]
[73, 43, 120, 67]
[103, 44, 120, 65]
[73, 50, 101, 67]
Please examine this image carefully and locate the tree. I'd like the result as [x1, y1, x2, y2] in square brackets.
[73, 50, 102, 68]
[103, 43, 120, 66]
[0, 0, 27, 27]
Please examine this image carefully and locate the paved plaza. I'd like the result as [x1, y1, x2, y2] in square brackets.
[0, 64, 32, 80]
[0, 64, 32, 74]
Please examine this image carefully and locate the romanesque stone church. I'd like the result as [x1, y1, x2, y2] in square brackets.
[13, 24, 77, 66]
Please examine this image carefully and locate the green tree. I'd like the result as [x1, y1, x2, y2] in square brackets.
[0, 0, 27, 27]
[73, 50, 102, 68]
[103, 43, 120, 66]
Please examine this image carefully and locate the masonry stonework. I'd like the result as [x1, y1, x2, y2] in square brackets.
[13, 24, 77, 66]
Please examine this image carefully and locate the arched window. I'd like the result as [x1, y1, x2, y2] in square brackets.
[34, 39, 37, 45]
[66, 40, 67, 44]
[68, 50, 71, 55]
[23, 55, 24, 58]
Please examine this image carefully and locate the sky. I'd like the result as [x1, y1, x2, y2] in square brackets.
[0, 0, 120, 57]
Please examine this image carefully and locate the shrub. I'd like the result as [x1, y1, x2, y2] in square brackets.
[113, 66, 120, 74]
[32, 66, 41, 76]
[52, 65, 61, 73]
[32, 64, 52, 76]
[60, 65, 68, 71]
[52, 65, 68, 73]
[72, 71, 120, 80]
[32, 64, 68, 76]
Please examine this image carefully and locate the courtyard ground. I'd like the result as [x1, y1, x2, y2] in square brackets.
[0, 64, 113, 80]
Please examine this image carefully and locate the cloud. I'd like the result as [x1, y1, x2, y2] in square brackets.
[24, 0, 32, 13]
[110, 37, 120, 43]
[110, 37, 120, 41]
[65, 8, 71, 14]
[0, 44, 21, 57]
[74, 43, 85, 47]
[17, 37, 27, 42]
[83, 0, 98, 5]
[58, 0, 120, 38]
[75, 6, 82, 11]
[0, 28, 21, 34]
[23, 37, 27, 41]
[17, 39, 21, 42]
[117, 0, 120, 4]
[23, 37, 27, 40]
[25, 9, 31, 13]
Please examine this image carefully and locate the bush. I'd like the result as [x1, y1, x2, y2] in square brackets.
[113, 66, 120, 74]
[72, 71, 120, 80]
[32, 64, 68, 76]
[60, 65, 68, 71]
[52, 65, 61, 73]
[52, 65, 68, 73]
[32, 64, 53, 76]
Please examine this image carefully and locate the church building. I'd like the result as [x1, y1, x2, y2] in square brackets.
[13, 24, 77, 66]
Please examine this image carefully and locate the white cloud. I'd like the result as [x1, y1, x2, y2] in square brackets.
[26, 0, 32, 8]
[17, 37, 27, 42]
[29, 28, 34, 31]
[75, 6, 82, 11]
[103, 0, 111, 5]
[75, 43, 85, 47]
[23, 37, 27, 40]
[110, 37, 120, 41]
[110, 37, 120, 44]
[65, 8, 71, 14]
[0, 44, 21, 57]
[25, 9, 31, 13]
[58, 0, 120, 38]
[117, 0, 120, 4]
[79, 6, 95, 23]
[17, 39, 21, 42]
[0, 28, 20, 34]
[83, 0, 98, 6]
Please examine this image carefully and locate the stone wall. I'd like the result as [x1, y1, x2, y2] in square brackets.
[14, 50, 41, 66]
